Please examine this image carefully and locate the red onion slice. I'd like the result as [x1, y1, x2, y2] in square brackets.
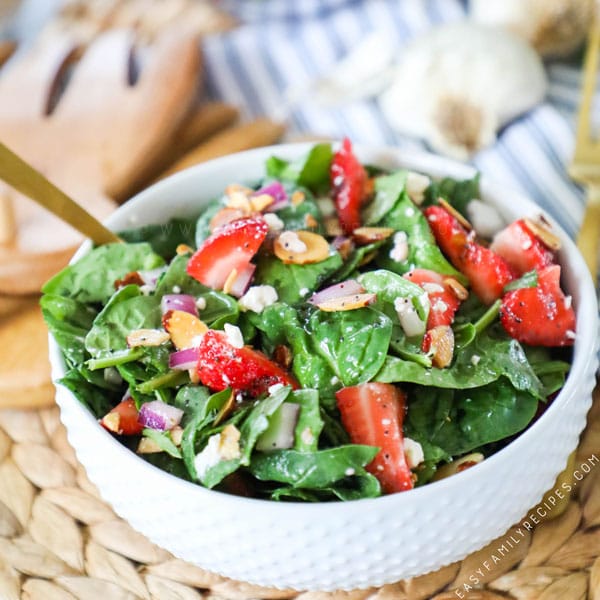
[308, 279, 365, 305]
[161, 294, 198, 316]
[138, 400, 184, 431]
[228, 263, 256, 298]
[253, 181, 288, 207]
[169, 347, 199, 371]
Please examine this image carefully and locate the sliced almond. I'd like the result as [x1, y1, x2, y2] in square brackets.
[250, 193, 274, 213]
[225, 189, 252, 213]
[274, 345, 293, 369]
[352, 226, 395, 245]
[100, 413, 120, 434]
[225, 183, 253, 197]
[162, 310, 208, 350]
[324, 216, 343, 237]
[126, 328, 170, 348]
[209, 207, 246, 231]
[523, 217, 562, 251]
[359, 250, 379, 267]
[432, 452, 484, 481]
[438, 198, 472, 230]
[314, 293, 377, 312]
[170, 427, 184, 447]
[335, 237, 355, 260]
[222, 268, 238, 295]
[291, 190, 305, 206]
[213, 390, 236, 426]
[114, 271, 144, 289]
[443, 277, 469, 300]
[304, 213, 319, 229]
[274, 230, 330, 265]
[137, 437, 163, 454]
[426, 325, 455, 368]
[176, 244, 194, 255]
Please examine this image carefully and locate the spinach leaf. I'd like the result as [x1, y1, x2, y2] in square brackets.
[118, 217, 197, 259]
[265, 143, 333, 192]
[308, 307, 392, 386]
[425, 174, 480, 216]
[249, 445, 379, 489]
[195, 198, 224, 246]
[40, 295, 97, 366]
[155, 254, 208, 297]
[405, 378, 539, 456]
[363, 170, 407, 225]
[42, 243, 165, 304]
[141, 428, 182, 459]
[330, 240, 385, 283]
[376, 327, 544, 398]
[85, 286, 162, 357]
[58, 369, 114, 416]
[288, 389, 323, 452]
[254, 252, 342, 305]
[275, 192, 324, 234]
[505, 270, 538, 292]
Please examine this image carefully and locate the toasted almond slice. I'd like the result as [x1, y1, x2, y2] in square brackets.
[126, 329, 170, 348]
[114, 271, 145, 289]
[210, 207, 246, 231]
[222, 268, 238, 295]
[249, 193, 274, 213]
[426, 325, 455, 368]
[176, 244, 194, 256]
[273, 344, 293, 369]
[324, 216, 343, 237]
[359, 250, 379, 267]
[438, 198, 472, 230]
[226, 190, 252, 213]
[100, 413, 120, 434]
[304, 214, 319, 229]
[443, 277, 469, 300]
[291, 190, 305, 206]
[432, 452, 484, 481]
[213, 390, 236, 426]
[523, 217, 562, 251]
[137, 437, 163, 454]
[274, 230, 330, 264]
[162, 310, 208, 350]
[225, 183, 254, 196]
[314, 292, 377, 312]
[170, 427, 184, 446]
[352, 226, 395, 245]
[334, 237, 354, 260]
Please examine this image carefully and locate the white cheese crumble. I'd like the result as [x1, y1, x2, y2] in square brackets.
[470, 354, 481, 366]
[238, 285, 278, 314]
[432, 299, 449, 313]
[299, 287, 310, 297]
[224, 323, 244, 349]
[194, 425, 241, 479]
[421, 282, 445, 294]
[389, 231, 409, 262]
[278, 230, 307, 253]
[195, 297, 207, 310]
[263, 212, 284, 231]
[317, 197, 336, 217]
[394, 297, 426, 337]
[405, 171, 431, 205]
[345, 468, 356, 476]
[404, 437, 424, 469]
[140, 284, 153, 296]
[466, 199, 505, 238]
[172, 285, 181, 294]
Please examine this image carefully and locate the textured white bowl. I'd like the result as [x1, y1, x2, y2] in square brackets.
[50, 144, 599, 591]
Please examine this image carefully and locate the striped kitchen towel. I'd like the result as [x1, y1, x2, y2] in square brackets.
[204, 0, 594, 241]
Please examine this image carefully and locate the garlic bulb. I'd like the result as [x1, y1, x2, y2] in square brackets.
[379, 22, 547, 160]
[470, 0, 595, 58]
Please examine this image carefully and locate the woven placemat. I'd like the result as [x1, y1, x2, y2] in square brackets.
[0, 385, 599, 600]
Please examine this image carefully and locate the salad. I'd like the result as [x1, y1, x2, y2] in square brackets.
[42, 140, 576, 502]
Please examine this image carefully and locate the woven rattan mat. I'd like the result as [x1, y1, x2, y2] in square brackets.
[0, 385, 598, 600]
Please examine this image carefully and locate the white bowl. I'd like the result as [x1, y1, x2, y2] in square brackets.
[50, 143, 599, 591]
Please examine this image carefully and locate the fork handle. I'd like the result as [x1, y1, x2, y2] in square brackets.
[576, 184, 600, 285]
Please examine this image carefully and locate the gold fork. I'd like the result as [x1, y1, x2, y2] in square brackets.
[569, 15, 600, 285]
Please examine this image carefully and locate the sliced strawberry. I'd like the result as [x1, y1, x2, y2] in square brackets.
[100, 398, 143, 436]
[490, 219, 555, 276]
[403, 268, 463, 328]
[187, 216, 268, 290]
[500, 265, 576, 347]
[196, 330, 298, 397]
[336, 382, 413, 494]
[330, 137, 368, 234]
[425, 205, 514, 304]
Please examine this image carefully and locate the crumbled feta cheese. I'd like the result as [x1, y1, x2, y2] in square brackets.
[432, 299, 449, 313]
[263, 212, 284, 231]
[421, 282, 445, 294]
[224, 323, 244, 349]
[268, 383, 284, 395]
[466, 199, 505, 238]
[140, 284, 153, 296]
[389, 231, 409, 262]
[299, 287, 310, 297]
[404, 437, 424, 469]
[317, 197, 336, 217]
[394, 297, 426, 337]
[405, 171, 431, 205]
[195, 297, 207, 310]
[278, 230, 307, 253]
[238, 285, 278, 314]
[172, 285, 181, 294]
[194, 425, 241, 479]
[470, 354, 481, 366]
[405, 206, 415, 217]
[345, 468, 356, 477]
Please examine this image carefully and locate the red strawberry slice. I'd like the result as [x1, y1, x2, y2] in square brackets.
[187, 216, 268, 290]
[425, 205, 514, 304]
[500, 265, 576, 347]
[490, 219, 555, 276]
[196, 330, 299, 397]
[403, 268, 463, 328]
[336, 382, 413, 494]
[330, 137, 369, 234]
[100, 398, 144, 436]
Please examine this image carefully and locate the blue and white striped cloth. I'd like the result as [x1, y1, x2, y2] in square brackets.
[204, 0, 591, 240]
